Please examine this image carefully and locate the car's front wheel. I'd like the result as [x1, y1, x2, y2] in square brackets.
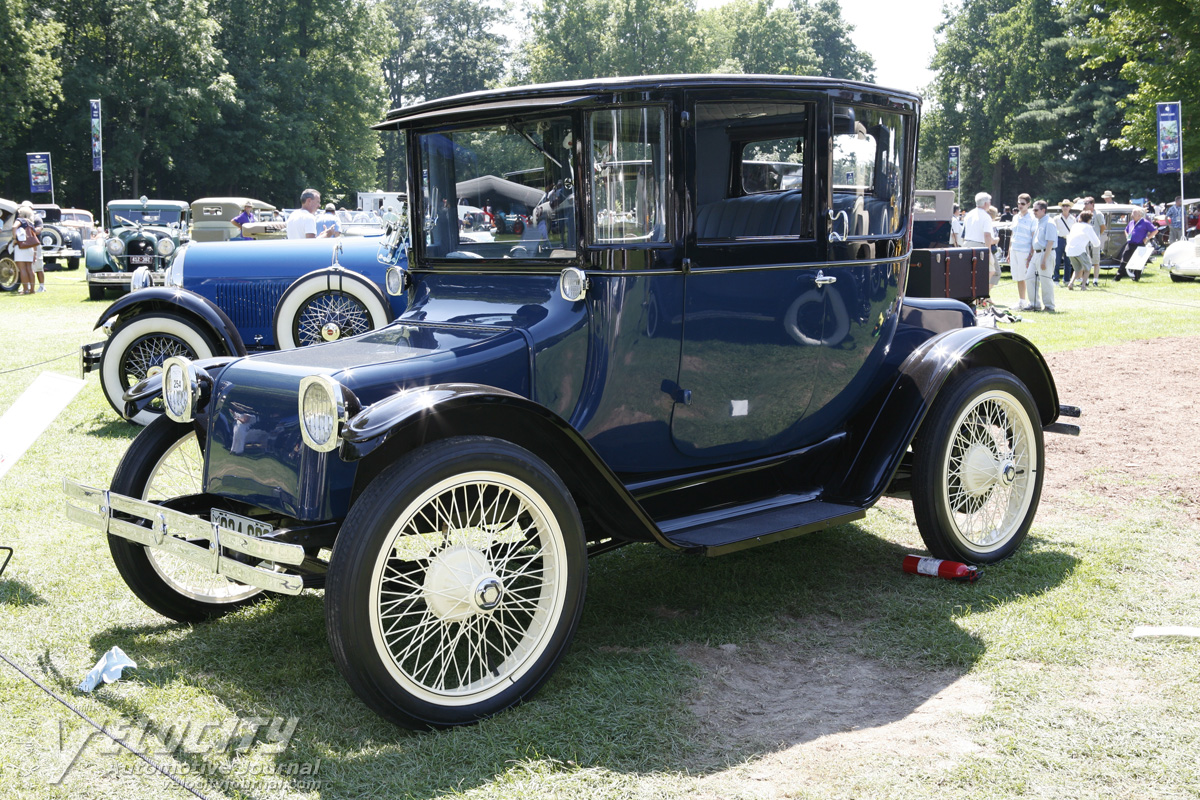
[100, 312, 219, 425]
[0, 257, 17, 292]
[108, 417, 266, 622]
[911, 367, 1044, 564]
[326, 437, 587, 728]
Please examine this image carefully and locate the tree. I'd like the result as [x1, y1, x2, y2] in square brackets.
[699, 0, 816, 76]
[0, 0, 63, 195]
[791, 0, 875, 81]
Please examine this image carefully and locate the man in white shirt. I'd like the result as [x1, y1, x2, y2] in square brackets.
[287, 189, 337, 239]
[950, 203, 965, 246]
[962, 191, 999, 284]
[1028, 200, 1057, 312]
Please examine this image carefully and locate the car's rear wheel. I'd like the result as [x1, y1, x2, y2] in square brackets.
[100, 312, 219, 425]
[273, 269, 391, 349]
[911, 367, 1043, 564]
[108, 417, 266, 622]
[326, 436, 587, 728]
[0, 257, 17, 292]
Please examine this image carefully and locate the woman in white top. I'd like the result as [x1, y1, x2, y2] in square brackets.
[1065, 210, 1101, 290]
[11, 206, 40, 295]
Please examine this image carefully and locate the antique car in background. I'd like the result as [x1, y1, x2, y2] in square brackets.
[65, 75, 1078, 731]
[190, 197, 277, 242]
[911, 189, 955, 248]
[1162, 234, 1200, 282]
[0, 197, 18, 291]
[60, 207, 100, 241]
[80, 236, 408, 425]
[86, 197, 190, 299]
[31, 204, 85, 270]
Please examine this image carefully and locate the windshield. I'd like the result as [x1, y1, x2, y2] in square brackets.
[418, 115, 576, 260]
[110, 208, 184, 227]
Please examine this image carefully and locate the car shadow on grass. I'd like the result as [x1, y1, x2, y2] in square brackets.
[80, 522, 1077, 798]
[0, 576, 48, 607]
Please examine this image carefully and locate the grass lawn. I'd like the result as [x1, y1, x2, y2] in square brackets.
[1, 262, 1198, 799]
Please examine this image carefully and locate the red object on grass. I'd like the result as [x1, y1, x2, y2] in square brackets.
[902, 554, 980, 583]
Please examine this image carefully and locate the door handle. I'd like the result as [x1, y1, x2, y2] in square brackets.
[815, 271, 837, 287]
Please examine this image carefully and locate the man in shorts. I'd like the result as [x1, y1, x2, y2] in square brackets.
[962, 192, 998, 285]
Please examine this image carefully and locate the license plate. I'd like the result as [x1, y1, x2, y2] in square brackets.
[129, 255, 153, 265]
[211, 508, 274, 539]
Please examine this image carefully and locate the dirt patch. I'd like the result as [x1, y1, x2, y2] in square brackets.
[679, 336, 1200, 793]
[1041, 336, 1200, 520]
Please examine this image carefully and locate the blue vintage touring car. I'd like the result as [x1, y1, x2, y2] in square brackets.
[65, 75, 1078, 730]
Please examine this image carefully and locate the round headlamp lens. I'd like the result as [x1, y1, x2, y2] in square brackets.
[301, 379, 339, 451]
[157, 238, 176, 256]
[106, 238, 124, 255]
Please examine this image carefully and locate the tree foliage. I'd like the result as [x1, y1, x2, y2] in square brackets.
[0, 0, 64, 191]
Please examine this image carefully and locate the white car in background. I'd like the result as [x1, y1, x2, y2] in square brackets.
[1162, 236, 1200, 282]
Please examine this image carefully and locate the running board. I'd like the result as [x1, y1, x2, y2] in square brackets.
[658, 494, 865, 556]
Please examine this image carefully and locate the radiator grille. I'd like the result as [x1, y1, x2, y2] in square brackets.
[210, 280, 289, 331]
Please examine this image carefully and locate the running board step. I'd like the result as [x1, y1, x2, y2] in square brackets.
[658, 494, 865, 556]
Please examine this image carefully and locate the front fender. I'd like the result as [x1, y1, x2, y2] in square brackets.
[830, 326, 1060, 505]
[85, 245, 114, 271]
[96, 287, 248, 357]
[341, 383, 671, 549]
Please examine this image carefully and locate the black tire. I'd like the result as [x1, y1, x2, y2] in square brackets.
[911, 367, 1044, 564]
[67, 257, 80, 270]
[100, 312, 219, 425]
[39, 228, 64, 249]
[272, 269, 391, 349]
[88, 283, 107, 301]
[512, 219, 525, 235]
[326, 436, 587, 729]
[1169, 272, 1193, 283]
[108, 416, 266, 622]
[0, 257, 17, 292]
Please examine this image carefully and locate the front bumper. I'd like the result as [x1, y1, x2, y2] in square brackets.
[88, 271, 166, 286]
[63, 479, 307, 595]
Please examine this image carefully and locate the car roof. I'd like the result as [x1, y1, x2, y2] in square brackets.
[376, 74, 920, 128]
[61, 208, 94, 217]
[191, 196, 277, 211]
[108, 199, 190, 210]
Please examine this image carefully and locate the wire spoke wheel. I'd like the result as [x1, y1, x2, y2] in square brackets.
[121, 333, 194, 390]
[369, 471, 567, 703]
[942, 391, 1036, 548]
[294, 292, 371, 346]
[912, 368, 1044, 564]
[137, 431, 263, 604]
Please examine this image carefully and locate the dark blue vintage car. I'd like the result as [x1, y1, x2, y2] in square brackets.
[80, 236, 408, 424]
[65, 75, 1077, 730]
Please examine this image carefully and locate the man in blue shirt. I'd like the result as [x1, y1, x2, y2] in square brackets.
[1165, 196, 1184, 244]
[1028, 200, 1057, 312]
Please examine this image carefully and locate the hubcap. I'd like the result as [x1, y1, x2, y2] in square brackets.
[321, 321, 341, 341]
[423, 546, 504, 622]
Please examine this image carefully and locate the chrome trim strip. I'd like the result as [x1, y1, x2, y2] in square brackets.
[63, 479, 306, 595]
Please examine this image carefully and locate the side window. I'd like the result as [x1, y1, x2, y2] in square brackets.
[589, 108, 668, 244]
[694, 101, 811, 240]
[418, 115, 576, 260]
[832, 105, 906, 237]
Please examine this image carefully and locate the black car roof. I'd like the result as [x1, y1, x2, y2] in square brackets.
[375, 74, 920, 129]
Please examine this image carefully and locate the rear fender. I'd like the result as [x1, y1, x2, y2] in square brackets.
[96, 287, 248, 357]
[830, 326, 1059, 504]
[342, 384, 669, 549]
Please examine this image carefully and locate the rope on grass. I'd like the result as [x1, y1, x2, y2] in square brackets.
[0, 648, 212, 800]
[0, 351, 76, 376]
[1094, 285, 1200, 310]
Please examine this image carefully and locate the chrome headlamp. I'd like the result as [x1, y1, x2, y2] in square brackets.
[106, 237, 124, 255]
[299, 375, 349, 452]
[156, 238, 176, 257]
[162, 356, 201, 423]
[558, 267, 589, 301]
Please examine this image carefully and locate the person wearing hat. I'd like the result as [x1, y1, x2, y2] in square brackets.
[1102, 190, 1115, 203]
[1053, 199, 1076, 285]
[231, 202, 255, 240]
[315, 202, 342, 237]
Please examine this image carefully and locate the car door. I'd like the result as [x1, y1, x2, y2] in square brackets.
[809, 101, 914, 423]
[670, 94, 826, 461]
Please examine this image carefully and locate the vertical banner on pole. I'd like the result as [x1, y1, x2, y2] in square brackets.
[27, 153, 52, 194]
[90, 100, 103, 171]
[946, 146, 960, 190]
[1157, 102, 1182, 174]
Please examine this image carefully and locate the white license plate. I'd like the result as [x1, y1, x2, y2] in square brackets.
[129, 255, 153, 265]
[211, 508, 274, 539]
